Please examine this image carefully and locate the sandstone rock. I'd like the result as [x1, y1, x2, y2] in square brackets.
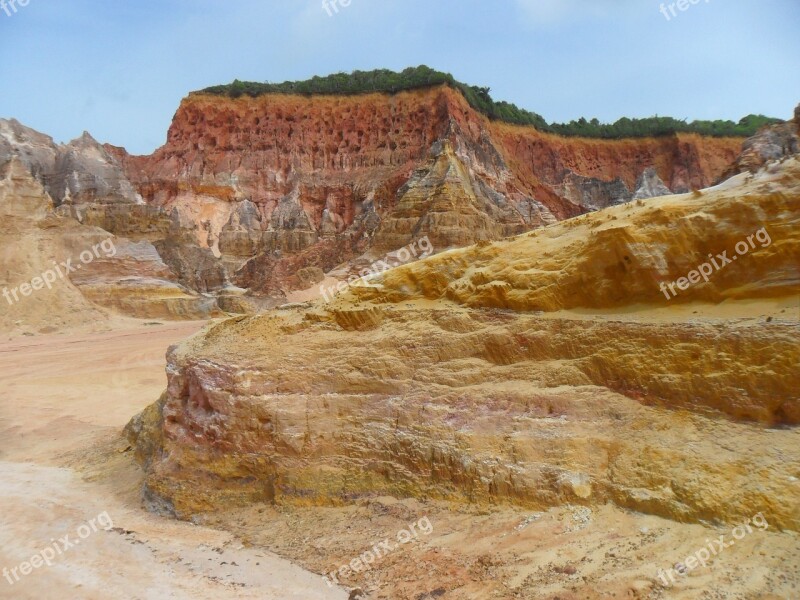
[372, 140, 517, 251]
[128, 306, 800, 527]
[358, 161, 800, 311]
[729, 123, 799, 175]
[127, 157, 800, 530]
[56, 203, 171, 240]
[111, 87, 744, 296]
[0, 91, 758, 311]
[0, 159, 98, 333]
[262, 188, 320, 254]
[0, 119, 58, 194]
[0, 157, 53, 217]
[0, 119, 141, 206]
[0, 156, 220, 328]
[153, 238, 228, 293]
[219, 200, 263, 257]
[554, 171, 632, 210]
[632, 167, 672, 200]
[719, 105, 800, 180]
[53, 132, 143, 205]
[234, 236, 359, 296]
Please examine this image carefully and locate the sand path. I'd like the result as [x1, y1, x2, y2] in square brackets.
[0, 321, 347, 600]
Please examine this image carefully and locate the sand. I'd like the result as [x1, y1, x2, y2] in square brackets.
[1, 320, 797, 599]
[0, 320, 348, 600]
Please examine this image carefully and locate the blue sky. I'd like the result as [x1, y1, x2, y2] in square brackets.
[1, 0, 797, 155]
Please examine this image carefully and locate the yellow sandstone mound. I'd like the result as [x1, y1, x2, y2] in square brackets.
[127, 158, 800, 532]
[356, 159, 800, 311]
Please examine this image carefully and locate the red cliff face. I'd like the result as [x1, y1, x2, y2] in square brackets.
[124, 89, 451, 215]
[489, 124, 743, 206]
[117, 86, 745, 297]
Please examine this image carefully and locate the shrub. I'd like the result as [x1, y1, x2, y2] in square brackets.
[197, 66, 781, 139]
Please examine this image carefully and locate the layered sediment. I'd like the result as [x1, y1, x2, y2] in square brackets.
[720, 104, 799, 179]
[126, 157, 800, 530]
[115, 86, 745, 297]
[0, 158, 219, 330]
[0, 89, 786, 323]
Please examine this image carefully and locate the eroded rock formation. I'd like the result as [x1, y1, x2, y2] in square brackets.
[113, 86, 745, 298]
[2, 91, 791, 318]
[0, 157, 219, 330]
[0, 119, 142, 206]
[633, 167, 672, 200]
[126, 156, 800, 531]
[720, 103, 800, 179]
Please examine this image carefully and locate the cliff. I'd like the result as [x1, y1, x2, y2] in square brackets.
[116, 86, 744, 298]
[0, 119, 142, 206]
[8, 85, 789, 327]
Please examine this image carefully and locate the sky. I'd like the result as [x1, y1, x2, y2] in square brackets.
[0, 0, 798, 155]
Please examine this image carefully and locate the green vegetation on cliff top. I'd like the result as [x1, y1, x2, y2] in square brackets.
[198, 66, 781, 139]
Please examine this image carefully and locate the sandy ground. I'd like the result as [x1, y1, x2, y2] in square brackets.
[203, 498, 800, 600]
[0, 318, 797, 599]
[0, 320, 348, 600]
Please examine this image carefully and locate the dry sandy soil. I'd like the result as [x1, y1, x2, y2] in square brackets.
[0, 320, 800, 600]
[0, 318, 798, 600]
[0, 320, 348, 600]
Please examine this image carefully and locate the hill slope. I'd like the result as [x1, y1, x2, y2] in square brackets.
[127, 156, 800, 535]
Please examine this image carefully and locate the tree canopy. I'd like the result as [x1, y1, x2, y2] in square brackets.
[198, 66, 781, 139]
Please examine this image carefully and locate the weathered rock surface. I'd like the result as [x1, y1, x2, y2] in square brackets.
[0, 92, 783, 314]
[234, 236, 359, 297]
[633, 166, 672, 200]
[151, 240, 228, 294]
[372, 140, 523, 250]
[0, 119, 142, 206]
[113, 86, 745, 296]
[0, 118, 237, 304]
[0, 118, 226, 321]
[360, 169, 800, 312]
[219, 200, 264, 257]
[56, 202, 171, 241]
[127, 157, 800, 531]
[720, 103, 800, 180]
[0, 158, 219, 331]
[0, 158, 104, 333]
[553, 171, 631, 210]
